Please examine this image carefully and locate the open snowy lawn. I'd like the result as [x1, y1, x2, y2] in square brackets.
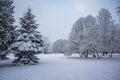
[0, 54, 120, 80]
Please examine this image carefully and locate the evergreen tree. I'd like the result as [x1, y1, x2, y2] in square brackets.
[0, 0, 16, 60]
[10, 8, 43, 65]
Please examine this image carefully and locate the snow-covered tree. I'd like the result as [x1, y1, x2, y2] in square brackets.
[69, 8, 117, 58]
[116, 6, 120, 53]
[97, 8, 115, 55]
[52, 39, 69, 53]
[79, 15, 100, 58]
[69, 17, 84, 53]
[69, 15, 101, 58]
[117, 6, 120, 22]
[117, 6, 120, 15]
[0, 0, 16, 60]
[42, 36, 51, 54]
[114, 28, 120, 53]
[10, 8, 43, 65]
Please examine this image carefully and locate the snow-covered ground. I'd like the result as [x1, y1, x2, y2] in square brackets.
[0, 54, 120, 80]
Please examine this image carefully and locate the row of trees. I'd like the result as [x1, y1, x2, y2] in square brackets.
[52, 8, 120, 58]
[52, 39, 69, 53]
[0, 0, 43, 65]
[0, 0, 120, 66]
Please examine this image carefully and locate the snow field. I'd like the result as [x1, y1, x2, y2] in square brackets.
[0, 54, 120, 80]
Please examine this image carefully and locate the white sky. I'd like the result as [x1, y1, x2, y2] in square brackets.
[14, 0, 120, 43]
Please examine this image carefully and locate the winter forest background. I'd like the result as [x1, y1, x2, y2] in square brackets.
[0, 0, 120, 80]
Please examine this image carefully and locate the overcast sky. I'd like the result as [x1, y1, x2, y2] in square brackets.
[14, 0, 120, 43]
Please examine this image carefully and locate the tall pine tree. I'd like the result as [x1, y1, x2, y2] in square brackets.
[0, 0, 16, 60]
[10, 8, 43, 65]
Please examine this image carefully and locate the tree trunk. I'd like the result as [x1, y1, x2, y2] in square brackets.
[85, 50, 88, 58]
[109, 53, 112, 58]
[93, 53, 96, 58]
[96, 53, 100, 59]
